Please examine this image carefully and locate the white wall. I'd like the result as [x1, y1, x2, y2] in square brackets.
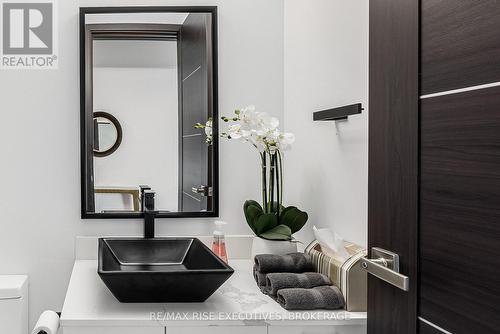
[93, 67, 179, 211]
[283, 0, 369, 246]
[93, 40, 179, 68]
[0, 0, 368, 328]
[0, 0, 284, 328]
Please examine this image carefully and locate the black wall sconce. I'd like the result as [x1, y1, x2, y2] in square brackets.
[313, 103, 363, 121]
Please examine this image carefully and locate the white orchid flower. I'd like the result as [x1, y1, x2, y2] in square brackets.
[239, 105, 258, 125]
[258, 112, 279, 130]
[280, 132, 295, 144]
[194, 118, 213, 145]
[204, 120, 213, 137]
[219, 105, 294, 154]
[250, 136, 266, 152]
[278, 132, 295, 150]
[227, 124, 243, 139]
[266, 129, 280, 140]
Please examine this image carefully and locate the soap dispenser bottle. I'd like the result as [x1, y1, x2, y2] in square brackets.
[212, 221, 228, 263]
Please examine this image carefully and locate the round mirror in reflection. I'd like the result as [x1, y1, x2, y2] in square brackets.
[93, 111, 122, 157]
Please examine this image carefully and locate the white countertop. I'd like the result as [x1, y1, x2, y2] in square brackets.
[61, 259, 367, 327]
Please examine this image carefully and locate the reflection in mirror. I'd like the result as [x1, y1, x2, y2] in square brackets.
[93, 111, 122, 157]
[81, 8, 218, 218]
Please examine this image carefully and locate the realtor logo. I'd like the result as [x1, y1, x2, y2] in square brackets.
[1, 0, 58, 69]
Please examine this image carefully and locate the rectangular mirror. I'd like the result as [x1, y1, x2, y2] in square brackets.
[80, 7, 218, 219]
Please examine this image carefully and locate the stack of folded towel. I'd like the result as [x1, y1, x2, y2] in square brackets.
[253, 253, 345, 310]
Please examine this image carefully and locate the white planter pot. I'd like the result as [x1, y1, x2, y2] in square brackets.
[251, 237, 297, 258]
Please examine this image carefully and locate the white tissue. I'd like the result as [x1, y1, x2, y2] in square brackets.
[32, 310, 60, 334]
[313, 226, 350, 262]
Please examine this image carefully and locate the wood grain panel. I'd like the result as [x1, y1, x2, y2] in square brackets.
[368, 0, 419, 333]
[420, 87, 500, 333]
[421, 0, 500, 94]
[418, 320, 445, 334]
[180, 13, 208, 79]
[179, 13, 210, 212]
[182, 68, 205, 134]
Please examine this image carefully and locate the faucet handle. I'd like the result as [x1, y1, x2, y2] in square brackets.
[143, 190, 155, 211]
[139, 185, 151, 192]
[139, 185, 151, 211]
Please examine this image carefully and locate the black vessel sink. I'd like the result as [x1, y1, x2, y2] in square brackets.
[98, 238, 234, 303]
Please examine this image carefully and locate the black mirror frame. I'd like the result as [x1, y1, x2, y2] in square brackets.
[80, 6, 219, 219]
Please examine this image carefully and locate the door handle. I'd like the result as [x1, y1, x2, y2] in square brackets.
[191, 185, 212, 197]
[360, 247, 409, 291]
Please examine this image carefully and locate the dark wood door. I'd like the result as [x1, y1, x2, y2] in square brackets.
[419, 1, 500, 333]
[178, 13, 212, 212]
[369, 1, 500, 333]
[368, 0, 419, 332]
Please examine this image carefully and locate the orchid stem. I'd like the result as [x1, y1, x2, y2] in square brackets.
[261, 152, 268, 213]
[269, 153, 274, 213]
[278, 151, 283, 209]
[275, 153, 280, 221]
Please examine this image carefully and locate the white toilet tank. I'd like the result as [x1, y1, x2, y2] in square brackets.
[0, 275, 28, 334]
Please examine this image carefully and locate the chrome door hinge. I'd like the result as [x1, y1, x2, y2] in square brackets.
[191, 185, 212, 197]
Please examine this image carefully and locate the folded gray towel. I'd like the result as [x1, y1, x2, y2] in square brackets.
[254, 253, 313, 274]
[276, 285, 345, 310]
[265, 272, 332, 296]
[253, 265, 268, 291]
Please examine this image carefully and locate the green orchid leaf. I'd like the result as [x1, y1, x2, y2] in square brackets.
[280, 206, 309, 234]
[259, 224, 292, 241]
[245, 205, 263, 234]
[279, 206, 296, 220]
[243, 200, 264, 235]
[244, 200, 263, 213]
[254, 213, 279, 235]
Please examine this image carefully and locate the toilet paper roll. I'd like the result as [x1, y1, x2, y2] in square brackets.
[32, 310, 60, 334]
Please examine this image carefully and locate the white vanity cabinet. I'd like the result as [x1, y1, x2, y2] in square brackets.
[268, 326, 364, 334]
[61, 259, 366, 334]
[167, 326, 267, 334]
[64, 325, 362, 334]
[64, 327, 164, 334]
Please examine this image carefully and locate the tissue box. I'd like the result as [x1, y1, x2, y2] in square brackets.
[305, 240, 367, 312]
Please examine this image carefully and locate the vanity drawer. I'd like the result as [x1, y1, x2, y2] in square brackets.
[167, 326, 266, 334]
[63, 327, 164, 334]
[268, 325, 365, 334]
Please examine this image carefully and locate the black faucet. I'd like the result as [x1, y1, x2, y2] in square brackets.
[140, 186, 157, 239]
[139, 185, 151, 209]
